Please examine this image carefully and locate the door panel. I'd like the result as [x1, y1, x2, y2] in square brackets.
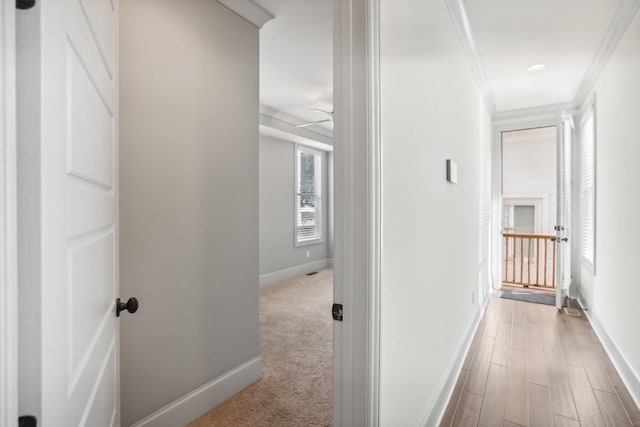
[556, 116, 573, 309]
[69, 233, 115, 369]
[79, 0, 117, 77]
[67, 318, 116, 425]
[82, 341, 117, 426]
[68, 46, 115, 187]
[41, 0, 119, 425]
[66, 186, 115, 237]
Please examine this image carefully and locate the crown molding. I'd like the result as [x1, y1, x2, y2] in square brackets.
[493, 102, 577, 127]
[445, 0, 497, 116]
[574, 0, 640, 106]
[448, 0, 640, 118]
[259, 125, 333, 152]
[259, 105, 334, 149]
[215, 0, 274, 29]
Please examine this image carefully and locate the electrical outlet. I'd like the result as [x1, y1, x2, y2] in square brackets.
[306, 250, 310, 258]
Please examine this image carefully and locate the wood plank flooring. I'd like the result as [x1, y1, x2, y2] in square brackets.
[440, 295, 640, 427]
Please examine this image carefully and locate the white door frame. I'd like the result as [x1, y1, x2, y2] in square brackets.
[333, 0, 380, 425]
[555, 114, 574, 309]
[1, 0, 384, 424]
[491, 111, 566, 292]
[0, 1, 19, 426]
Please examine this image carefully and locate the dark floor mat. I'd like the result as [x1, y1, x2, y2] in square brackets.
[500, 290, 556, 306]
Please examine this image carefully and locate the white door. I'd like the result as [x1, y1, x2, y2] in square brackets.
[40, 0, 121, 425]
[555, 115, 573, 309]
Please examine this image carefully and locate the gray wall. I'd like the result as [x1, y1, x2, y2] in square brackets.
[259, 135, 329, 276]
[119, 1, 260, 425]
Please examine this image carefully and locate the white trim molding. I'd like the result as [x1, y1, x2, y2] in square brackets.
[574, 0, 640, 105]
[367, 0, 382, 424]
[333, 0, 379, 424]
[259, 126, 334, 153]
[491, 115, 564, 291]
[582, 308, 640, 414]
[0, 0, 18, 426]
[294, 144, 325, 247]
[259, 258, 332, 287]
[130, 356, 263, 427]
[260, 105, 334, 142]
[423, 297, 490, 426]
[493, 102, 577, 126]
[445, 0, 497, 116]
[215, 0, 274, 29]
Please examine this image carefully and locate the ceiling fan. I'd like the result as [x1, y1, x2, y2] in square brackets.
[296, 109, 334, 128]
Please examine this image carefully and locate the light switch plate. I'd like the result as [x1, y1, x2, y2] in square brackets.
[446, 159, 458, 183]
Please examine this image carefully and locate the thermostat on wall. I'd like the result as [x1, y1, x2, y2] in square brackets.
[446, 159, 458, 183]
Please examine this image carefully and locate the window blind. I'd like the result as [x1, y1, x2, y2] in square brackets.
[580, 110, 595, 265]
[561, 118, 572, 280]
[479, 199, 484, 265]
[295, 147, 322, 244]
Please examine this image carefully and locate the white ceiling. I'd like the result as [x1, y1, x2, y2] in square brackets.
[254, 0, 333, 128]
[460, 0, 623, 112]
[254, 0, 634, 122]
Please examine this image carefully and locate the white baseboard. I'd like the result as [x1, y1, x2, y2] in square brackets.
[420, 296, 490, 427]
[130, 356, 263, 427]
[259, 258, 330, 287]
[577, 295, 589, 311]
[581, 308, 640, 413]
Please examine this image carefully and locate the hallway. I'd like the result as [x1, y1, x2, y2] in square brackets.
[441, 296, 640, 426]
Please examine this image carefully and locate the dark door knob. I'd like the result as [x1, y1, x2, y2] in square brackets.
[116, 297, 139, 317]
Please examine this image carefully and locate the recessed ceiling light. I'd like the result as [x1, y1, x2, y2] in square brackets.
[528, 64, 546, 72]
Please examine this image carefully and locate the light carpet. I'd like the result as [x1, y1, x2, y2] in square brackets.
[189, 269, 333, 427]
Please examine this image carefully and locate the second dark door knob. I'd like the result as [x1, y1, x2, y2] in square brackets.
[116, 297, 139, 317]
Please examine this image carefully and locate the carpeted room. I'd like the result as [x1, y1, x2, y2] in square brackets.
[190, 269, 334, 426]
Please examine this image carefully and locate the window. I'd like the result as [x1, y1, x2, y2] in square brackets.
[502, 198, 543, 234]
[580, 106, 595, 268]
[295, 146, 322, 245]
[513, 205, 535, 234]
[503, 204, 536, 260]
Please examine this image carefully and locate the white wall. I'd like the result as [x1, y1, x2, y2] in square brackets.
[379, 0, 492, 424]
[259, 135, 330, 282]
[579, 9, 640, 395]
[502, 126, 557, 234]
[119, 1, 260, 425]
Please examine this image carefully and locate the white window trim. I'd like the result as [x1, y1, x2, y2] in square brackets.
[294, 145, 324, 247]
[579, 98, 596, 273]
[1, 2, 18, 425]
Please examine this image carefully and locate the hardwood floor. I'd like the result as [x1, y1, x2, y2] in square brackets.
[440, 295, 640, 427]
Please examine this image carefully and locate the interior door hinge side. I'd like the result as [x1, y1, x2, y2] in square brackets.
[19, 416, 37, 427]
[17, 0, 36, 10]
[332, 303, 343, 321]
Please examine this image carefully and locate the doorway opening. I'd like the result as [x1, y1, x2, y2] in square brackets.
[499, 117, 573, 310]
[501, 126, 558, 297]
[190, 0, 335, 424]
